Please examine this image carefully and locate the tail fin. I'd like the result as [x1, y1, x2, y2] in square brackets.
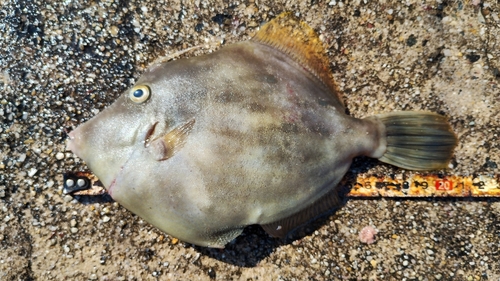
[375, 112, 457, 170]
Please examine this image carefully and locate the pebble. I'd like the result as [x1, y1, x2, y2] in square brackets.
[46, 180, 54, 188]
[55, 152, 65, 160]
[28, 168, 38, 177]
[443, 49, 454, 57]
[63, 244, 70, 253]
[109, 26, 119, 36]
[101, 207, 111, 215]
[18, 154, 26, 163]
[102, 216, 111, 223]
[70, 227, 78, 234]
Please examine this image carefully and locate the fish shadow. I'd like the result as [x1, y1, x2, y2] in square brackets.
[191, 191, 348, 267]
[70, 194, 114, 204]
[192, 226, 282, 267]
[192, 156, 380, 267]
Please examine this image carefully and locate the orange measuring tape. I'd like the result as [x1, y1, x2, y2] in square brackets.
[346, 174, 500, 197]
[63, 172, 500, 198]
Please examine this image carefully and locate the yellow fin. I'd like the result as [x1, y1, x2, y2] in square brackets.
[252, 12, 342, 103]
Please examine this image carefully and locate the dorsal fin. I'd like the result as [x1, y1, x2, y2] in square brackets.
[252, 12, 342, 104]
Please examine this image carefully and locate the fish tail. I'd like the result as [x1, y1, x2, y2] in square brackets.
[373, 111, 458, 170]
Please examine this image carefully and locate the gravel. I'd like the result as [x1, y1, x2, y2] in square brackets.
[1, 0, 499, 280]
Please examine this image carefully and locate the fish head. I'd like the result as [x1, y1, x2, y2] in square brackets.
[66, 61, 200, 197]
[67, 59, 227, 246]
[67, 90, 148, 191]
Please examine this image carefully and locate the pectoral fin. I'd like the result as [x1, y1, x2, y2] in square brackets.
[148, 119, 195, 161]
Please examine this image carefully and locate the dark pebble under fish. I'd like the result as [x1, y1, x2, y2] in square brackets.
[67, 13, 457, 247]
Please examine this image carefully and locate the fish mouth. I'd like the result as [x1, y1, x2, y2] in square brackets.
[107, 177, 117, 198]
[106, 163, 128, 200]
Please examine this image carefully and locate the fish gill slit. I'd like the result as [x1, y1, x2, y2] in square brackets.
[144, 122, 158, 147]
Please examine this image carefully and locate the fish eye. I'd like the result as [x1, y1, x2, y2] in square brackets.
[129, 85, 151, 103]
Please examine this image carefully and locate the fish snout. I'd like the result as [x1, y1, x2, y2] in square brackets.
[66, 127, 84, 158]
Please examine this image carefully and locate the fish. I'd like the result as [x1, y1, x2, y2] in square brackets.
[66, 13, 457, 248]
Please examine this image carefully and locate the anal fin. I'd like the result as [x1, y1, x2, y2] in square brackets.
[261, 187, 343, 238]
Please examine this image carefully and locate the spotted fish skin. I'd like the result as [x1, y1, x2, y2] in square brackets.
[67, 13, 456, 247]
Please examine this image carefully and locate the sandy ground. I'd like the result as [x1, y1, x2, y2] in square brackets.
[1, 0, 499, 280]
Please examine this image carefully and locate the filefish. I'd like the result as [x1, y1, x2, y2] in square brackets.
[67, 13, 457, 247]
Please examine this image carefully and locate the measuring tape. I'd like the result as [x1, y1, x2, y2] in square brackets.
[346, 174, 500, 197]
[62, 172, 500, 198]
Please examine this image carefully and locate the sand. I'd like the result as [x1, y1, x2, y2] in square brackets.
[0, 0, 498, 280]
